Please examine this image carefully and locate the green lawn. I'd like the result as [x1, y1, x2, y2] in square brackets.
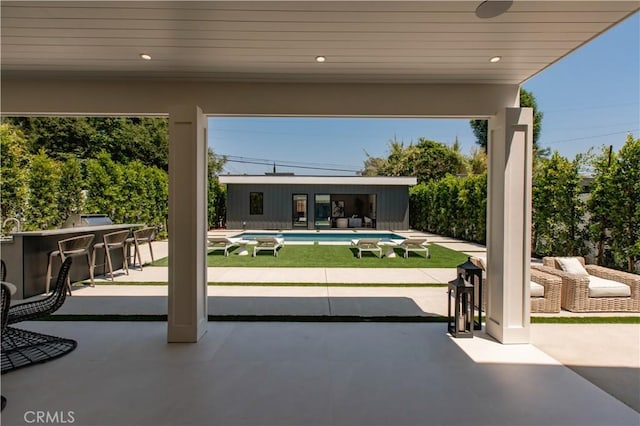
[151, 243, 469, 268]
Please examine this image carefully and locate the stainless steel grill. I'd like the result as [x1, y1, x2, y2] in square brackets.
[62, 214, 113, 228]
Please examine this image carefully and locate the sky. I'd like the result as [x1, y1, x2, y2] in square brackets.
[209, 13, 639, 176]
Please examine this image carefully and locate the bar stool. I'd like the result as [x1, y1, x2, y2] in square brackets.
[126, 227, 155, 270]
[46, 234, 95, 295]
[92, 230, 130, 281]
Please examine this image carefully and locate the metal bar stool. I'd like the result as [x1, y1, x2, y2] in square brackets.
[46, 234, 95, 295]
[92, 230, 130, 281]
[126, 227, 155, 270]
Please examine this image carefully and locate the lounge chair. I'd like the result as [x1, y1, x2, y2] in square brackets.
[533, 256, 639, 312]
[252, 237, 284, 257]
[350, 238, 382, 258]
[470, 256, 562, 313]
[207, 237, 241, 257]
[395, 238, 430, 259]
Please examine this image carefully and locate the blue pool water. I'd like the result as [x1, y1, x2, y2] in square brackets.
[232, 232, 405, 243]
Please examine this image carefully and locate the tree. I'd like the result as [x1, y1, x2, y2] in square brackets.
[470, 88, 545, 154]
[25, 149, 61, 230]
[606, 135, 640, 272]
[532, 151, 588, 257]
[0, 123, 30, 230]
[4, 117, 169, 170]
[207, 148, 227, 228]
[360, 137, 467, 184]
[57, 156, 84, 225]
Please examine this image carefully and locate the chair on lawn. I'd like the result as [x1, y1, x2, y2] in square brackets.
[534, 256, 639, 312]
[207, 236, 241, 257]
[252, 237, 284, 257]
[396, 238, 430, 259]
[350, 238, 382, 259]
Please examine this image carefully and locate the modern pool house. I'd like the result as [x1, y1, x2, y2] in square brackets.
[220, 175, 417, 230]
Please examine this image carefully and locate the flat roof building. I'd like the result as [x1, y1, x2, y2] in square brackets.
[219, 175, 417, 230]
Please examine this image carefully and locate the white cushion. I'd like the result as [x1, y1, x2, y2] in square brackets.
[588, 276, 631, 298]
[476, 256, 487, 270]
[556, 257, 589, 277]
[530, 281, 545, 298]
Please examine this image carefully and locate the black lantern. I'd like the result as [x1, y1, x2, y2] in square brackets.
[457, 257, 483, 330]
[447, 274, 474, 338]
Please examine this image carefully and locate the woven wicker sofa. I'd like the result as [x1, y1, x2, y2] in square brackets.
[470, 256, 562, 313]
[532, 257, 640, 312]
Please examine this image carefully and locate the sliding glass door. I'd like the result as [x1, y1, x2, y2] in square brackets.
[292, 194, 307, 228]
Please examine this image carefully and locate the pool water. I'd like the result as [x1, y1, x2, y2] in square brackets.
[232, 231, 405, 243]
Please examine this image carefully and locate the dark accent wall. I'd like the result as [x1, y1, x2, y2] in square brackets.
[225, 184, 409, 230]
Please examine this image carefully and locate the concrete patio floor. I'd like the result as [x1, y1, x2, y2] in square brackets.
[1, 321, 638, 426]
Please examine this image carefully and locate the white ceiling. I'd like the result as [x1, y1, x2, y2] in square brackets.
[1, 1, 638, 84]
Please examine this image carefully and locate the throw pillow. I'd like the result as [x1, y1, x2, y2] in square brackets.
[556, 257, 589, 277]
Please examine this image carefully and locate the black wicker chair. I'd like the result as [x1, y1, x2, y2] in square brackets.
[1, 258, 7, 281]
[8, 258, 73, 325]
[2, 257, 77, 374]
[1, 280, 10, 410]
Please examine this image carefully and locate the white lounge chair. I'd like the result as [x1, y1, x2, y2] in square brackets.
[396, 238, 430, 259]
[252, 237, 284, 257]
[207, 237, 241, 257]
[350, 238, 382, 258]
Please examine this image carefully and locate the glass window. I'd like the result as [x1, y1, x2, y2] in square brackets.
[249, 192, 263, 215]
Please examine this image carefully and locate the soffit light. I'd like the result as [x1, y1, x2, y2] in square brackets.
[490, 56, 502, 63]
[139, 53, 152, 60]
[315, 56, 326, 63]
[475, 1, 513, 19]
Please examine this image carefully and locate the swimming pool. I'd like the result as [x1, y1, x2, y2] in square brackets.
[231, 231, 405, 243]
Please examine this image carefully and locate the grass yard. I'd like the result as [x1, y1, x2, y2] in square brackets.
[151, 243, 469, 268]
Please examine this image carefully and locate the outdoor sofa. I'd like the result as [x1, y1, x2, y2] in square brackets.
[533, 256, 639, 312]
[470, 256, 562, 313]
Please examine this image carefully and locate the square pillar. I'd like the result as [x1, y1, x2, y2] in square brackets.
[167, 105, 208, 342]
[485, 107, 533, 344]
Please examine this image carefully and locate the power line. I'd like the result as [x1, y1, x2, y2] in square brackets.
[216, 154, 362, 173]
[223, 158, 361, 173]
[543, 129, 639, 145]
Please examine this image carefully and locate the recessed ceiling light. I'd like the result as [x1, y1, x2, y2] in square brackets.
[315, 56, 326, 63]
[490, 56, 502, 63]
[139, 53, 152, 60]
[475, 1, 513, 19]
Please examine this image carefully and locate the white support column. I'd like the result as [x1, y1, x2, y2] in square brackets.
[485, 107, 533, 344]
[167, 105, 208, 342]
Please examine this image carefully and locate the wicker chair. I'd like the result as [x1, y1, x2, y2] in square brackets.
[8, 258, 73, 325]
[533, 257, 640, 312]
[2, 257, 77, 374]
[1, 281, 9, 410]
[470, 256, 562, 313]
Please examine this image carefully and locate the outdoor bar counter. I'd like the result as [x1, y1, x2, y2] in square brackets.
[0, 224, 142, 299]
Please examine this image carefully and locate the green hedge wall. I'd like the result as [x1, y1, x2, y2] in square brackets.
[409, 173, 487, 244]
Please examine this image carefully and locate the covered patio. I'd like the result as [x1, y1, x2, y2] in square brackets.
[2, 1, 639, 422]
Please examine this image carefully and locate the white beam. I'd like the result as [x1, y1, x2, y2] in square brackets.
[485, 107, 533, 344]
[167, 105, 208, 343]
[1, 79, 519, 118]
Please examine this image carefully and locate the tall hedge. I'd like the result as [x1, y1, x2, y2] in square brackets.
[410, 173, 487, 244]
